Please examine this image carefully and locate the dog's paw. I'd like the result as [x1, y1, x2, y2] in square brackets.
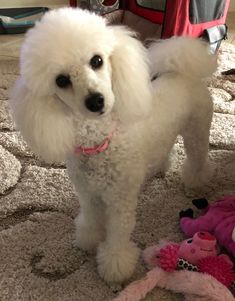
[182, 159, 215, 189]
[97, 241, 140, 283]
[74, 216, 105, 251]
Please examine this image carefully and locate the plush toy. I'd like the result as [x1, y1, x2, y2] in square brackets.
[179, 195, 235, 257]
[113, 232, 235, 301]
[143, 232, 235, 289]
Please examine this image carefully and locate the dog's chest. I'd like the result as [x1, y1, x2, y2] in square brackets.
[67, 136, 142, 193]
[67, 146, 123, 190]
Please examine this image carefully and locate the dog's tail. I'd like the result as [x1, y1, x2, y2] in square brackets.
[148, 37, 217, 79]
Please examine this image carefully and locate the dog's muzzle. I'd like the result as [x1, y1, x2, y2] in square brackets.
[85, 92, 104, 113]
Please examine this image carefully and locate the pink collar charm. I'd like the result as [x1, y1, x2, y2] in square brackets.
[74, 128, 116, 156]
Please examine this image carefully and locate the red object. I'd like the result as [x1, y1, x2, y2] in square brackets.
[198, 256, 235, 288]
[123, 0, 230, 39]
[69, 1, 229, 49]
[103, 0, 117, 5]
[159, 244, 180, 272]
[70, 0, 77, 7]
[162, 0, 230, 39]
[198, 232, 215, 241]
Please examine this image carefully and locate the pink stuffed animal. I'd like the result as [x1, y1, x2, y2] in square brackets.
[180, 195, 235, 257]
[178, 231, 218, 264]
[149, 232, 234, 287]
[158, 232, 218, 272]
[113, 232, 235, 301]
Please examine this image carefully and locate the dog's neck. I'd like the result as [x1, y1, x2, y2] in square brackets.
[73, 114, 118, 148]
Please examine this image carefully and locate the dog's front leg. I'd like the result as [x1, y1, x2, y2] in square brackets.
[74, 193, 106, 252]
[97, 188, 140, 283]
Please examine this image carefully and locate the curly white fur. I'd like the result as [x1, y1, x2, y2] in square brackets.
[10, 8, 216, 283]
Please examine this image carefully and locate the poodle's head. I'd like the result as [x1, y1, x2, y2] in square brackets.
[10, 8, 152, 163]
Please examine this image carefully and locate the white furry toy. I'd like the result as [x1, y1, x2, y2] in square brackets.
[10, 8, 216, 283]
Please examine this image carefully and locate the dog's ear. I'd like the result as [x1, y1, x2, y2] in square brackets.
[9, 78, 74, 163]
[109, 26, 152, 123]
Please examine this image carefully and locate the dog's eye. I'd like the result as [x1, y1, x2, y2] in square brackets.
[56, 74, 71, 88]
[90, 55, 103, 69]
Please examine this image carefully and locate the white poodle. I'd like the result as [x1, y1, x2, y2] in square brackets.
[10, 8, 216, 283]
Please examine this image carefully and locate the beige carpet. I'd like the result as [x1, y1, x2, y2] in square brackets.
[0, 43, 234, 301]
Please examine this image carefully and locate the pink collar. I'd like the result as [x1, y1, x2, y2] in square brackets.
[74, 128, 116, 156]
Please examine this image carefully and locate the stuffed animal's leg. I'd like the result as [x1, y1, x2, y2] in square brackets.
[113, 268, 164, 301]
[180, 214, 215, 237]
[114, 267, 235, 301]
[157, 268, 235, 301]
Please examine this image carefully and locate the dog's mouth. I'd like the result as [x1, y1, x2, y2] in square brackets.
[98, 107, 113, 117]
[96, 104, 113, 117]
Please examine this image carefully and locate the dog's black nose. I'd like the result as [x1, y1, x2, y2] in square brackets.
[85, 93, 104, 112]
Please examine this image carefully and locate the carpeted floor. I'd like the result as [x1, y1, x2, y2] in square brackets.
[0, 43, 234, 301]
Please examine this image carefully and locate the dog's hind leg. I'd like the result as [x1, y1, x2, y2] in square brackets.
[181, 100, 214, 188]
